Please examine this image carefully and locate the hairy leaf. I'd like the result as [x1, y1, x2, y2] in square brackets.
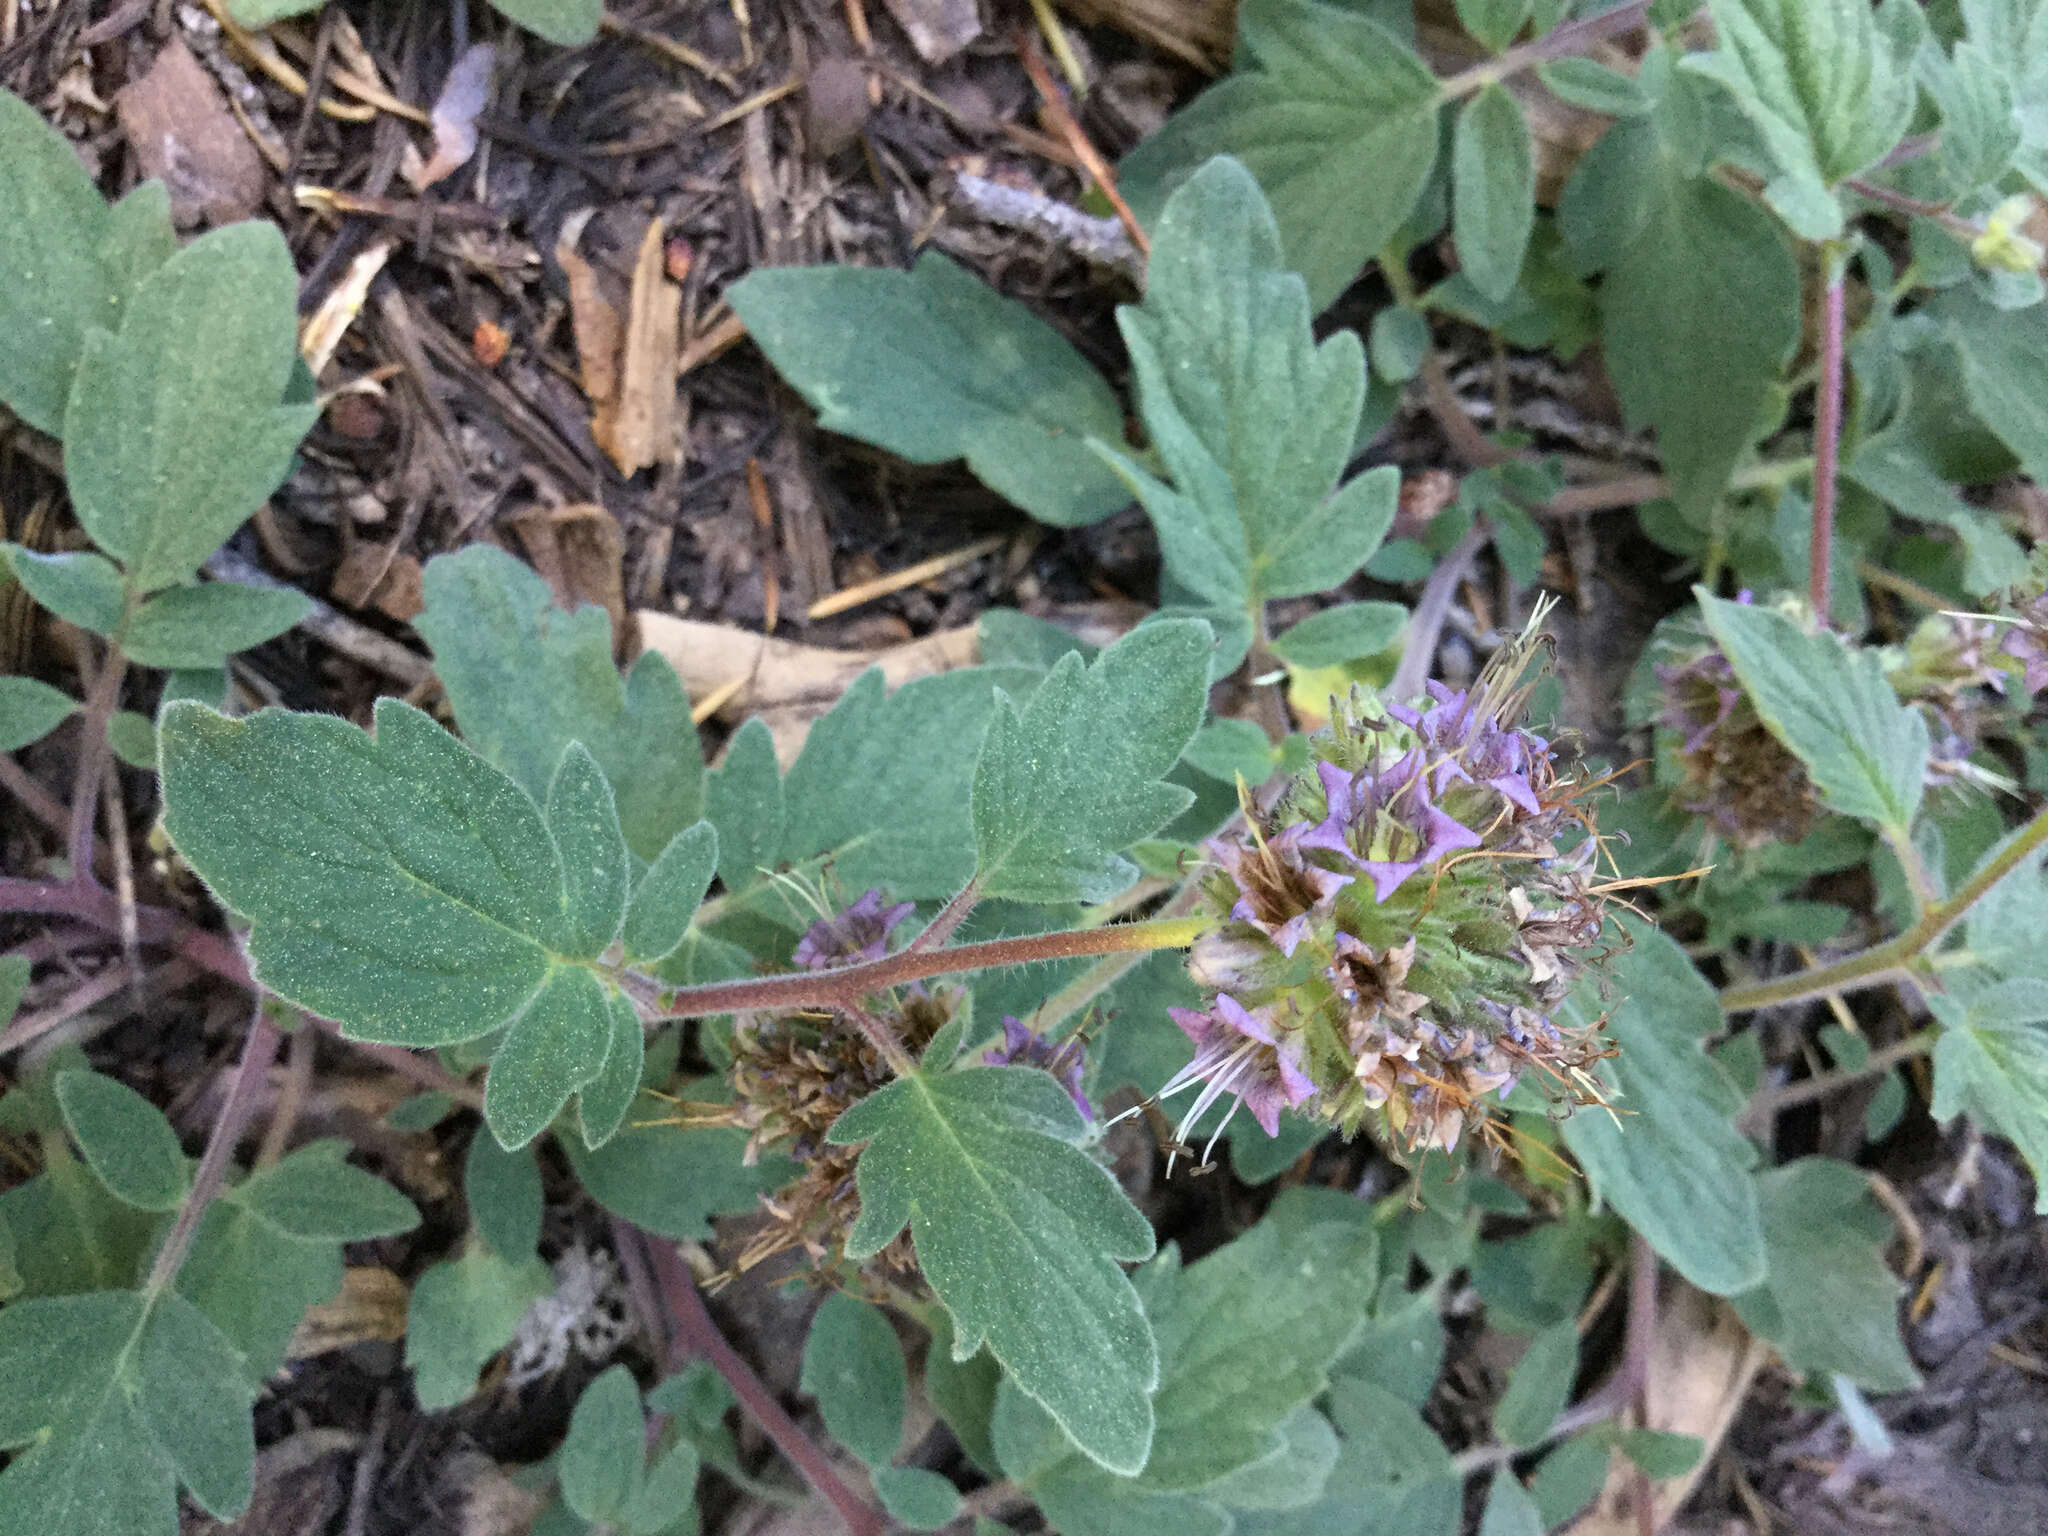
[1731, 1157, 1919, 1391]
[121, 583, 311, 669]
[828, 1066, 1159, 1474]
[484, 964, 615, 1149]
[406, 1245, 552, 1410]
[54, 1069, 188, 1213]
[1697, 591, 1928, 835]
[228, 1139, 420, 1243]
[972, 621, 1209, 903]
[1103, 159, 1398, 613]
[418, 546, 703, 862]
[802, 1293, 907, 1466]
[545, 743, 629, 961]
[727, 254, 1129, 527]
[1, 547, 125, 636]
[1930, 978, 2048, 1212]
[466, 1133, 543, 1260]
[1559, 921, 1767, 1295]
[874, 1466, 962, 1530]
[562, 1116, 793, 1241]
[1120, 1, 1441, 311]
[622, 821, 718, 963]
[0, 676, 77, 753]
[485, 0, 602, 45]
[65, 222, 316, 593]
[560, 1365, 645, 1522]
[1452, 86, 1535, 304]
[1492, 1320, 1578, 1445]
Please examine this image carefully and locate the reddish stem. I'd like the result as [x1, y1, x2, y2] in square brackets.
[144, 999, 281, 1299]
[66, 649, 127, 888]
[1809, 265, 1847, 619]
[644, 1236, 887, 1536]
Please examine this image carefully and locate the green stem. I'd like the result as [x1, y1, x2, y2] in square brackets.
[651, 914, 1211, 1019]
[1720, 802, 2048, 1013]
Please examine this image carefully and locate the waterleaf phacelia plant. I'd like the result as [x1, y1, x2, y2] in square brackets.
[6, 2, 2048, 1534]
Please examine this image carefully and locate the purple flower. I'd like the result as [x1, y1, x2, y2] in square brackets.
[1148, 994, 1315, 1169]
[982, 1015, 1092, 1121]
[1206, 824, 1353, 957]
[792, 889, 915, 970]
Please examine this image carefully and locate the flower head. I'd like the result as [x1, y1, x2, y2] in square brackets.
[792, 888, 916, 969]
[1149, 994, 1315, 1169]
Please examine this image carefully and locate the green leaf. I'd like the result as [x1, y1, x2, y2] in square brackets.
[827, 1065, 1159, 1474]
[1930, 979, 2048, 1212]
[562, 1116, 794, 1241]
[1919, 38, 2022, 194]
[577, 989, 646, 1150]
[0, 954, 28, 1031]
[54, 1069, 188, 1212]
[228, 1138, 420, 1242]
[873, 1466, 961, 1530]
[801, 1293, 907, 1466]
[1103, 159, 1399, 612]
[1683, 0, 1917, 237]
[418, 546, 703, 862]
[0, 88, 116, 434]
[225, 0, 324, 21]
[64, 222, 317, 593]
[726, 253, 1129, 528]
[623, 1438, 700, 1535]
[1472, 1468, 1540, 1536]
[925, 1312, 1003, 1474]
[546, 743, 629, 959]
[972, 621, 1208, 903]
[1528, 1435, 1611, 1529]
[1697, 591, 1929, 834]
[1566, 103, 1798, 519]
[0, 1146, 161, 1299]
[991, 1383, 1228, 1536]
[485, 0, 602, 45]
[1538, 57, 1653, 116]
[107, 712, 157, 770]
[1492, 1320, 1578, 1446]
[1452, 86, 1535, 304]
[0, 1291, 175, 1536]
[1181, 717, 1277, 785]
[1, 546, 125, 636]
[174, 1205, 333, 1385]
[1270, 602, 1407, 668]
[780, 665, 1043, 903]
[1614, 1428, 1703, 1478]
[1456, 0, 1530, 52]
[101, 182, 177, 307]
[1559, 921, 1767, 1295]
[979, 609, 1098, 671]
[1731, 1157, 1918, 1391]
[1368, 305, 1431, 383]
[484, 964, 615, 1149]
[0, 676, 76, 752]
[624, 821, 718, 963]
[406, 1245, 553, 1410]
[135, 1291, 257, 1518]
[387, 1091, 457, 1132]
[121, 582, 311, 668]
[1204, 1405, 1341, 1512]
[560, 1365, 645, 1522]
[466, 1133, 543, 1260]
[1119, 2, 1442, 311]
[159, 697, 580, 1047]
[1849, 438, 2030, 598]
[1937, 290, 2048, 484]
[705, 716, 783, 890]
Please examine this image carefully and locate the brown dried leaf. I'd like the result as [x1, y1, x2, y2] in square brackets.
[507, 503, 631, 656]
[409, 42, 494, 192]
[114, 35, 266, 228]
[288, 1266, 409, 1359]
[331, 543, 425, 622]
[556, 211, 624, 406]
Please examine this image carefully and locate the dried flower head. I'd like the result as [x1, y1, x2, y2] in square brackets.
[1158, 605, 1617, 1160]
[1657, 640, 1821, 848]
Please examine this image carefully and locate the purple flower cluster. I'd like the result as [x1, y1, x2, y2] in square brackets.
[791, 888, 915, 970]
[1153, 994, 1315, 1170]
[982, 1015, 1093, 1121]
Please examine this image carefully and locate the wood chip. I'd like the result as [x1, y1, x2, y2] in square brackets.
[878, 0, 982, 62]
[506, 503, 632, 657]
[114, 34, 266, 227]
[330, 543, 425, 622]
[637, 615, 979, 764]
[299, 238, 393, 378]
[562, 216, 683, 477]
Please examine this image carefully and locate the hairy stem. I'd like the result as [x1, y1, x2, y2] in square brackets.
[907, 879, 983, 953]
[1808, 251, 1848, 618]
[1720, 800, 2048, 1013]
[644, 1236, 887, 1536]
[1439, 0, 1653, 101]
[144, 999, 281, 1301]
[648, 913, 1211, 1020]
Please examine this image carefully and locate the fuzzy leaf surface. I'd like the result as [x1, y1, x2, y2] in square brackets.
[1452, 86, 1536, 304]
[54, 1069, 187, 1213]
[485, 0, 602, 45]
[1559, 921, 1767, 1295]
[828, 1065, 1159, 1475]
[228, 1138, 421, 1243]
[0, 89, 118, 433]
[1562, 69, 1799, 521]
[1698, 591, 1928, 835]
[971, 621, 1208, 903]
[122, 583, 311, 669]
[406, 1246, 553, 1410]
[1731, 1157, 1919, 1390]
[1930, 978, 2048, 1211]
[64, 222, 316, 592]
[560, 1365, 644, 1522]
[157, 698, 605, 1051]
[0, 676, 77, 752]
[622, 821, 718, 963]
[726, 254, 1129, 527]
[1, 547, 125, 636]
[562, 1117, 794, 1241]
[802, 1293, 907, 1466]
[1119, 1, 1441, 311]
[1103, 159, 1398, 612]
[418, 546, 702, 862]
